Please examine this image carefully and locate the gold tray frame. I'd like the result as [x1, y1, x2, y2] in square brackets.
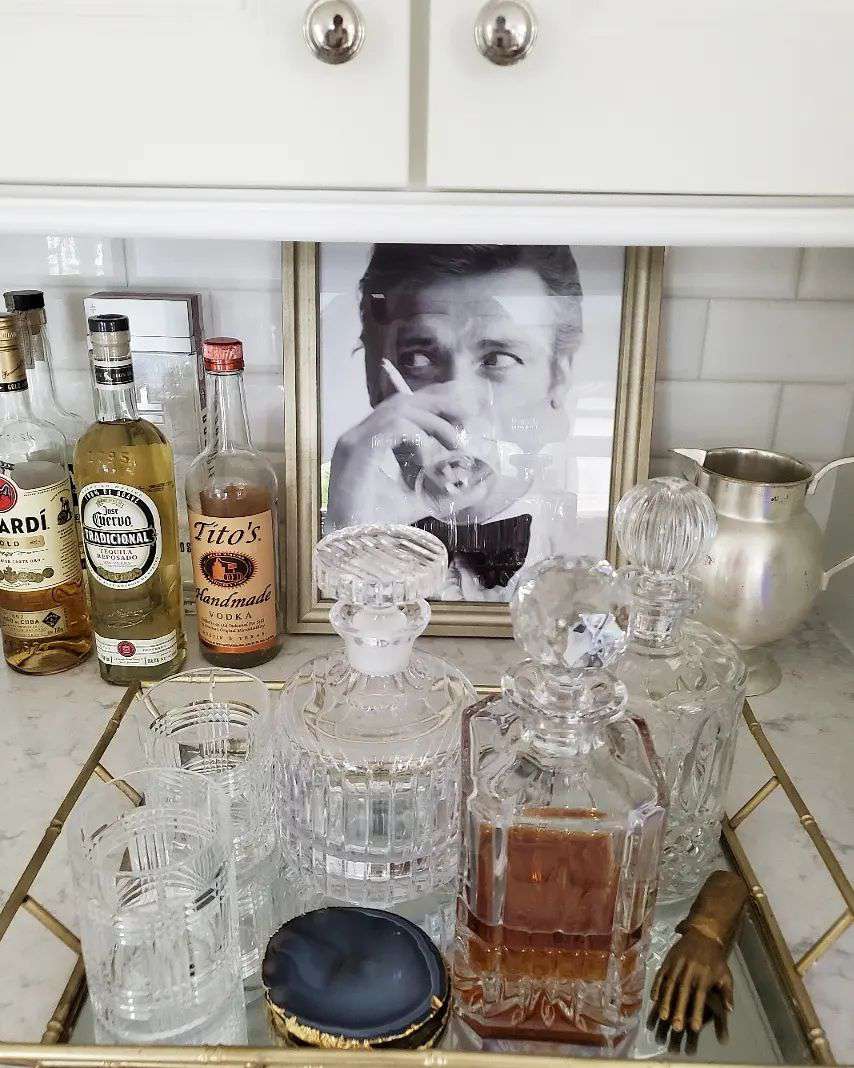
[0, 682, 851, 1067]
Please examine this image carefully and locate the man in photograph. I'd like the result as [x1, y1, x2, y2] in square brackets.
[327, 244, 584, 601]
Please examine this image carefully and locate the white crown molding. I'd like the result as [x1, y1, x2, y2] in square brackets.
[2, 185, 854, 246]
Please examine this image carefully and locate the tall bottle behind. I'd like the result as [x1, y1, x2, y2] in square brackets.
[0, 311, 91, 673]
[3, 291, 87, 462]
[74, 314, 186, 683]
[185, 338, 281, 667]
[610, 477, 746, 902]
[5, 290, 89, 577]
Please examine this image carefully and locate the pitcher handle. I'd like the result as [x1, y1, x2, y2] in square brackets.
[807, 456, 854, 589]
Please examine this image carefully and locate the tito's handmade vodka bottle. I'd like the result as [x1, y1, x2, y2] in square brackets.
[185, 338, 282, 668]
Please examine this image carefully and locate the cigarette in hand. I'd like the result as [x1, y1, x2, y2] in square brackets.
[381, 358, 413, 396]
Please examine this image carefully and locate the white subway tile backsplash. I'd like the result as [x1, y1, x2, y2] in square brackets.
[773, 384, 854, 460]
[703, 300, 854, 382]
[62, 369, 95, 424]
[126, 239, 280, 290]
[42, 287, 93, 368]
[242, 374, 285, 452]
[208, 289, 282, 371]
[799, 250, 854, 301]
[664, 248, 800, 300]
[651, 380, 780, 454]
[657, 298, 707, 380]
[0, 236, 125, 287]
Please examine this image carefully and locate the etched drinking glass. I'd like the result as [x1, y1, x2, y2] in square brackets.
[67, 768, 246, 1045]
[137, 668, 277, 1000]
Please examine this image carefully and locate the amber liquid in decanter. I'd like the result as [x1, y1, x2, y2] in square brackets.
[456, 810, 648, 1046]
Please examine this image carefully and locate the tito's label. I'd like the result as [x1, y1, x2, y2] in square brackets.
[188, 509, 277, 653]
[80, 483, 162, 590]
[0, 467, 80, 593]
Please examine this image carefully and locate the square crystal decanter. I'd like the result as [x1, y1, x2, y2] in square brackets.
[453, 557, 666, 1053]
[277, 524, 476, 945]
[610, 477, 746, 904]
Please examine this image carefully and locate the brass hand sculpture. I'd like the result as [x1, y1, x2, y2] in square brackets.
[651, 870, 749, 1037]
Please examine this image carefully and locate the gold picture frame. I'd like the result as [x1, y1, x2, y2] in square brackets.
[283, 243, 663, 637]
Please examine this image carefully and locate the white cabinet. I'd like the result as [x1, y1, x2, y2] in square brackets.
[0, 0, 409, 189]
[426, 0, 854, 195]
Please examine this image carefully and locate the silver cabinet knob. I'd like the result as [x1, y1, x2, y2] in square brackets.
[475, 0, 537, 65]
[304, 0, 364, 64]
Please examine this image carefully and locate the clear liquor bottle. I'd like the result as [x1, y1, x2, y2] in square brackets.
[278, 524, 475, 945]
[185, 337, 282, 668]
[610, 477, 746, 903]
[453, 557, 666, 1053]
[74, 314, 186, 684]
[0, 311, 91, 673]
[3, 291, 87, 465]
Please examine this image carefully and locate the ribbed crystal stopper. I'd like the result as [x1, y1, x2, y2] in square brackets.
[511, 556, 626, 671]
[314, 524, 448, 606]
[614, 476, 716, 575]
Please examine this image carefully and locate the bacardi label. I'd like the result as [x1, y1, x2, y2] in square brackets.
[0, 466, 81, 593]
[80, 482, 162, 590]
[188, 508, 277, 653]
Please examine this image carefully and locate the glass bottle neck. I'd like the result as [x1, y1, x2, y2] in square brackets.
[331, 600, 428, 676]
[94, 378, 140, 423]
[206, 370, 253, 453]
[0, 383, 34, 422]
[24, 322, 61, 405]
[625, 580, 692, 652]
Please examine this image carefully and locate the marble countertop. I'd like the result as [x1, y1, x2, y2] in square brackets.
[0, 615, 852, 1060]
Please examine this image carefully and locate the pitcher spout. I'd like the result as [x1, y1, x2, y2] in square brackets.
[670, 448, 707, 479]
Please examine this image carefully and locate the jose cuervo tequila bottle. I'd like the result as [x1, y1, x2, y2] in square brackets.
[0, 312, 91, 673]
[278, 524, 475, 945]
[74, 314, 186, 683]
[610, 477, 746, 902]
[454, 557, 666, 1053]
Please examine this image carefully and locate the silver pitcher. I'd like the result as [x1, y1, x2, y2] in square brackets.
[672, 447, 854, 695]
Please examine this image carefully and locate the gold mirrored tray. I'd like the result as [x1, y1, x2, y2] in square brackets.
[0, 681, 850, 1067]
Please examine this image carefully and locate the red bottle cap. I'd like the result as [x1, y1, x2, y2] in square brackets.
[203, 337, 244, 373]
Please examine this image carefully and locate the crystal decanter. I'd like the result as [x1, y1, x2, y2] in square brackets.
[611, 477, 746, 904]
[453, 557, 666, 1054]
[277, 524, 475, 945]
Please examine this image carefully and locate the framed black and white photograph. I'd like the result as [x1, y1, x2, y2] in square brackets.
[284, 243, 662, 636]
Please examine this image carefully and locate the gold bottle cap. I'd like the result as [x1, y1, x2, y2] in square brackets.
[0, 311, 27, 393]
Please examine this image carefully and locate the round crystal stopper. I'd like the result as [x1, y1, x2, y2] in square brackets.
[314, 524, 448, 606]
[614, 476, 716, 575]
[511, 556, 626, 670]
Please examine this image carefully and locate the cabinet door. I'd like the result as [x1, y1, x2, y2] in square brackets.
[0, 0, 409, 188]
[427, 0, 854, 195]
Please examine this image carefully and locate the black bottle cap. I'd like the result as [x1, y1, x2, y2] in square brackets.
[263, 907, 450, 1050]
[4, 290, 45, 312]
[88, 313, 129, 333]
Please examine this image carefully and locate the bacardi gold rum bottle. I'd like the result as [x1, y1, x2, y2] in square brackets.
[74, 314, 186, 683]
[0, 311, 92, 674]
[185, 338, 282, 667]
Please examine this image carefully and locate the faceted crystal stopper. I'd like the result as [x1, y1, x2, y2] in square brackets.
[614, 476, 716, 575]
[511, 556, 626, 671]
[315, 524, 448, 607]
